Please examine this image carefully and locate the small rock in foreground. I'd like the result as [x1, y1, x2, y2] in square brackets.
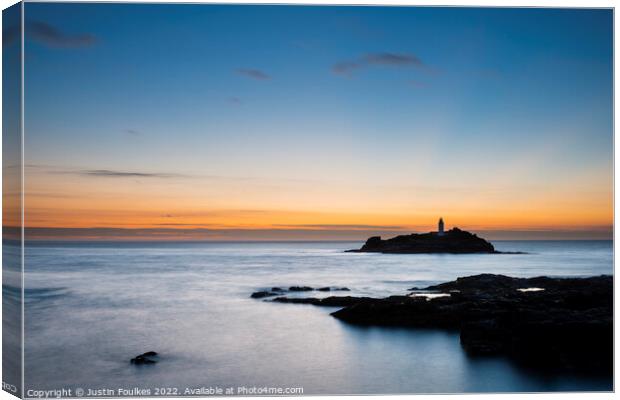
[130, 352, 158, 365]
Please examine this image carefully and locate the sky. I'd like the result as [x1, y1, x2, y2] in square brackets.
[8, 4, 614, 240]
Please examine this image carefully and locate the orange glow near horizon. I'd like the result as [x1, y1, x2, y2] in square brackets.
[8, 163, 612, 240]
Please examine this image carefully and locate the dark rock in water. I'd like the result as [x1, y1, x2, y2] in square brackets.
[254, 286, 350, 296]
[130, 352, 159, 365]
[311, 286, 350, 292]
[331, 274, 612, 373]
[349, 227, 495, 254]
[289, 286, 314, 291]
[272, 296, 375, 307]
[131, 356, 156, 365]
[272, 296, 321, 305]
[259, 274, 612, 374]
[250, 291, 281, 299]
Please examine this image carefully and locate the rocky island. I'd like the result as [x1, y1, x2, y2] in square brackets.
[252, 274, 612, 374]
[349, 219, 496, 254]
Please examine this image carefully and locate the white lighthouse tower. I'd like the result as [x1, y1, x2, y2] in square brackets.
[438, 217, 445, 236]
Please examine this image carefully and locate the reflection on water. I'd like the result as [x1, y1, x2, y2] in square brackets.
[22, 240, 612, 393]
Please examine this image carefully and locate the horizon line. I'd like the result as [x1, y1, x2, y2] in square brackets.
[3, 225, 613, 241]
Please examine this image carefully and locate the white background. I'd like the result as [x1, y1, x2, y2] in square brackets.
[0, 0, 616, 399]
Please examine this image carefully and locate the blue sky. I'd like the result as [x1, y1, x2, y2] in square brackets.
[18, 4, 613, 239]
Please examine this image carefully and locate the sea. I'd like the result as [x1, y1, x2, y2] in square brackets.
[4, 240, 614, 394]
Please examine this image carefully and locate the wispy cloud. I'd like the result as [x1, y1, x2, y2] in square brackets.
[34, 163, 326, 184]
[124, 129, 142, 136]
[27, 21, 96, 48]
[332, 61, 363, 76]
[82, 170, 184, 178]
[364, 53, 423, 67]
[53, 169, 185, 179]
[236, 68, 270, 80]
[332, 52, 424, 76]
[273, 224, 407, 230]
[227, 96, 243, 105]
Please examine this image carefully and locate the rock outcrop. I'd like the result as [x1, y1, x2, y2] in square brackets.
[272, 296, 375, 307]
[254, 274, 612, 374]
[251, 291, 282, 299]
[130, 351, 158, 365]
[349, 227, 495, 254]
[250, 286, 350, 298]
[336, 274, 612, 373]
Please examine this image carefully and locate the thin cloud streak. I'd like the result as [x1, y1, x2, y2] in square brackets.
[332, 52, 424, 76]
[273, 224, 407, 230]
[236, 68, 270, 80]
[364, 52, 423, 66]
[332, 61, 362, 75]
[33, 164, 323, 184]
[51, 169, 186, 179]
[27, 21, 96, 48]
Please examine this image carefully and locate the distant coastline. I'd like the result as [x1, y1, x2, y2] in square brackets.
[3, 226, 614, 242]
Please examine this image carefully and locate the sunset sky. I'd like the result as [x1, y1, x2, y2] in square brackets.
[13, 4, 613, 240]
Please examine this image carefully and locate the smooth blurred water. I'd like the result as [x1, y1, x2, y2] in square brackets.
[19, 240, 613, 394]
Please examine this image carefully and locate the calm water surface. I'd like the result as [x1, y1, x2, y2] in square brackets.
[18, 240, 613, 394]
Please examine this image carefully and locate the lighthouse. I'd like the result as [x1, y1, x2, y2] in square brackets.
[438, 218, 445, 236]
